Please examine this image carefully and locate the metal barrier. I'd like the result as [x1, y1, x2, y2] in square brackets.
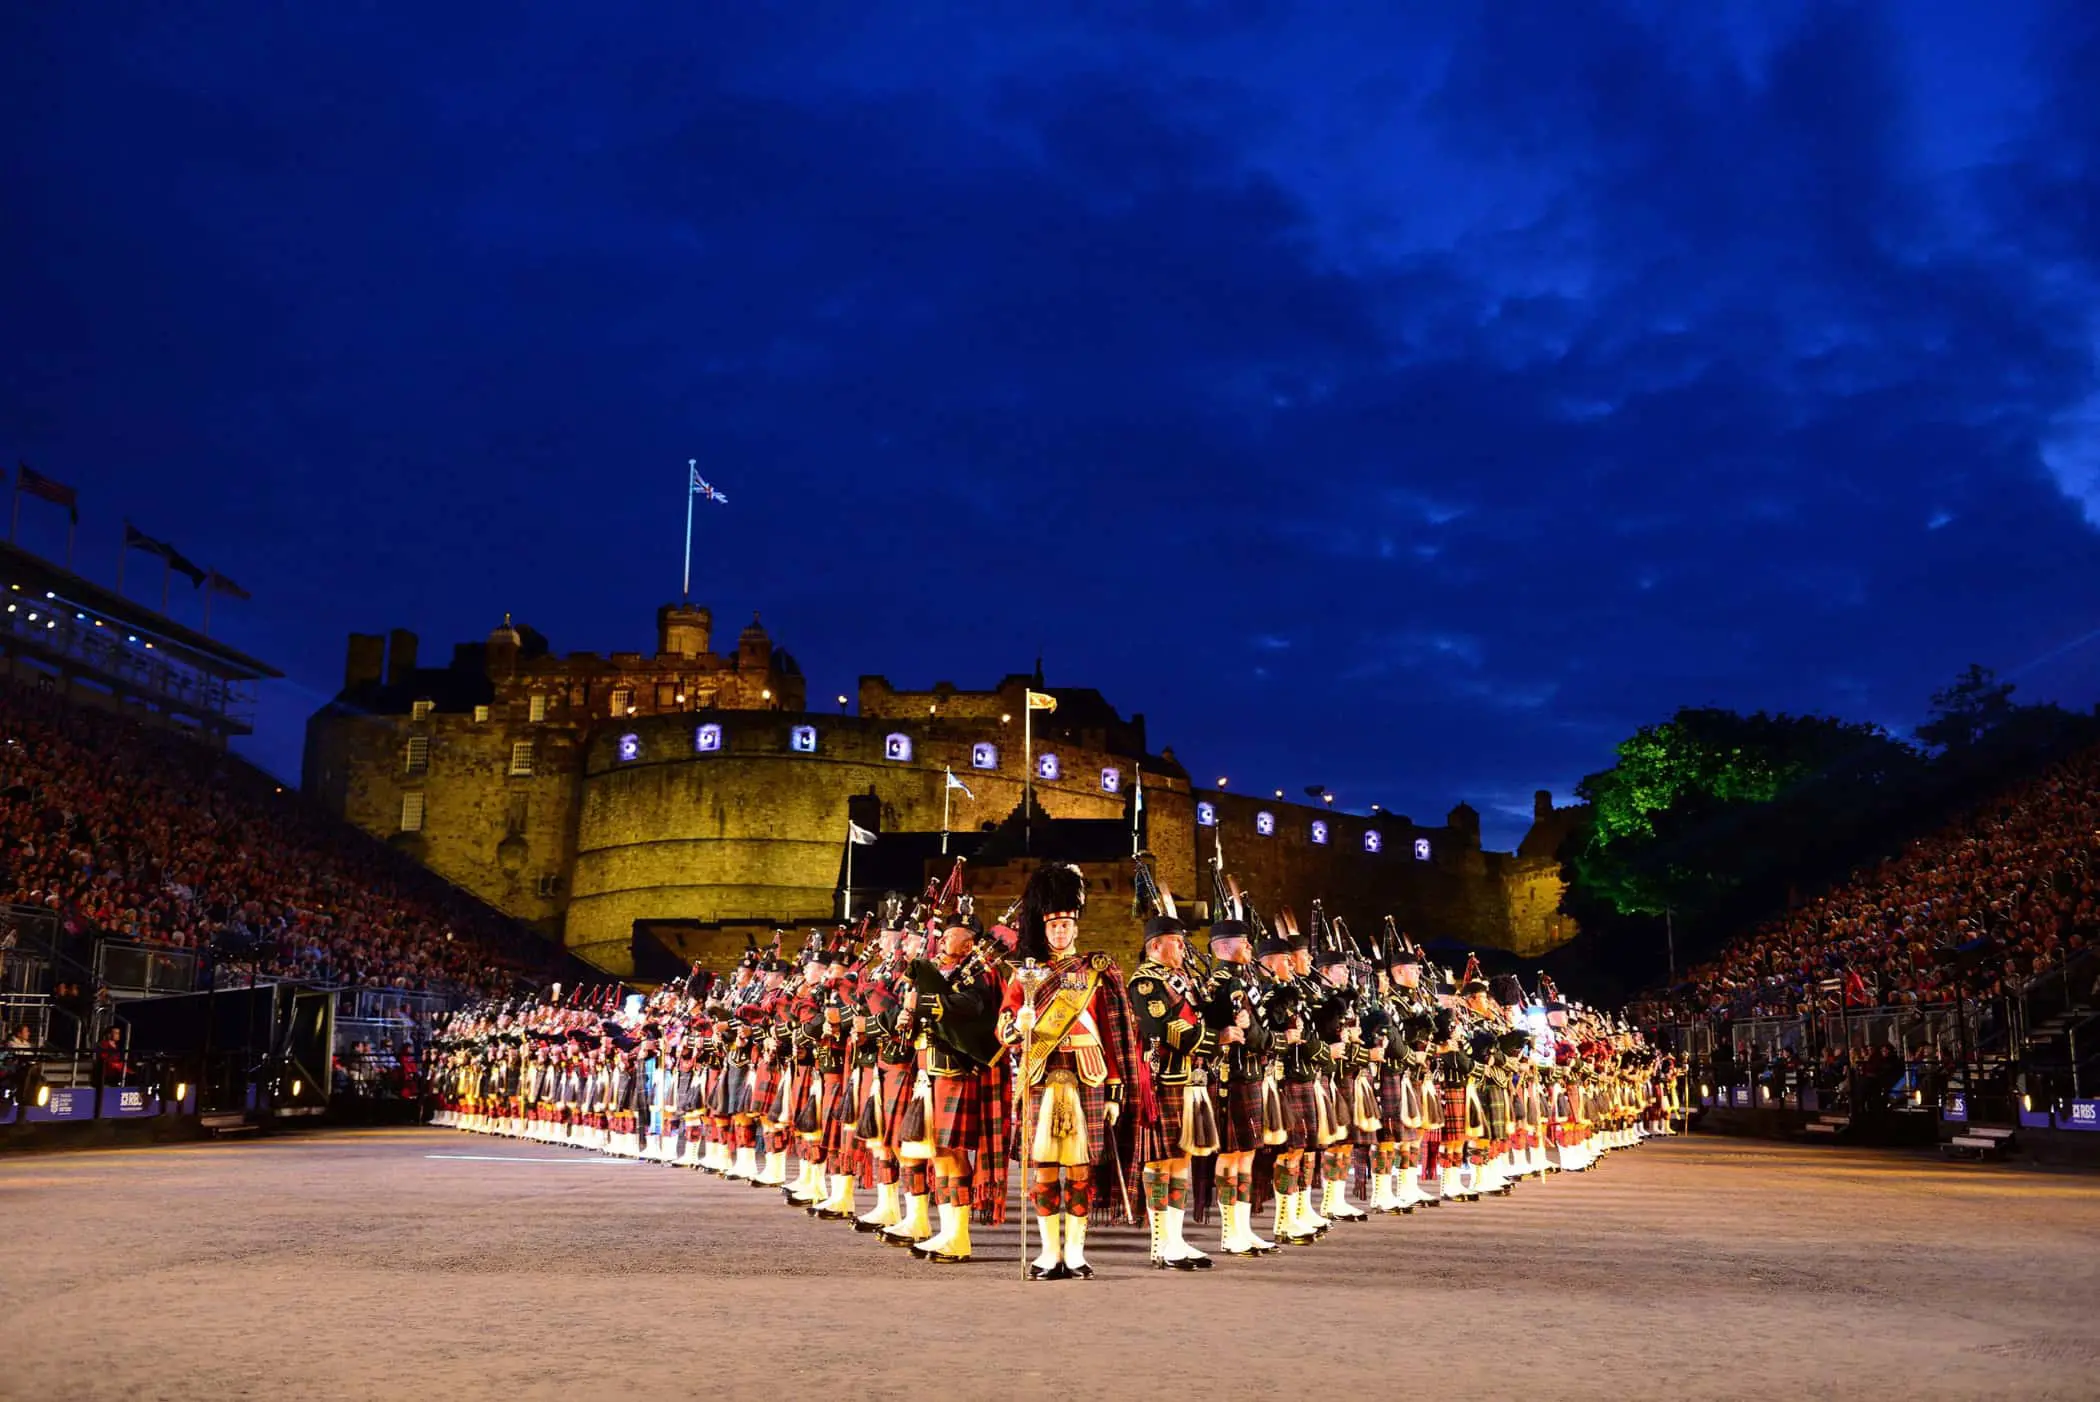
[94, 941, 198, 996]
[0, 993, 51, 1048]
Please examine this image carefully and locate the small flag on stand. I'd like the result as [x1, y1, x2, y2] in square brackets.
[944, 767, 974, 799]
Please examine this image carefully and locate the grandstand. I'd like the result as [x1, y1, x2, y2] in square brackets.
[1642, 744, 2100, 1159]
[0, 654, 579, 1137]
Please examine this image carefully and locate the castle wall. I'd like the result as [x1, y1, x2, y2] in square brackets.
[302, 707, 575, 935]
[564, 711, 1193, 972]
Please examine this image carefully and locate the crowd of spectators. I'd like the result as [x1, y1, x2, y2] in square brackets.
[0, 677, 547, 1002]
[1658, 744, 2100, 1025]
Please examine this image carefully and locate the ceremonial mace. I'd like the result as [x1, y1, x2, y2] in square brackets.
[1010, 958, 1052, 1280]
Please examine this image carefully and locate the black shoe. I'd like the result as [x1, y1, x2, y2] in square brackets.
[851, 1219, 883, 1233]
[1166, 1257, 1198, 1272]
[925, 1250, 969, 1265]
[1188, 1255, 1214, 1270]
[1068, 1262, 1095, 1280]
[1027, 1261, 1070, 1281]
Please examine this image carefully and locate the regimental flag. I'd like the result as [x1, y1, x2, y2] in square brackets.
[206, 570, 251, 600]
[125, 522, 207, 586]
[1025, 689, 1057, 713]
[18, 464, 79, 524]
[944, 766, 974, 799]
[847, 820, 878, 846]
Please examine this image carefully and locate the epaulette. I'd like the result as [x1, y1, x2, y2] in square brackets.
[1089, 952, 1113, 971]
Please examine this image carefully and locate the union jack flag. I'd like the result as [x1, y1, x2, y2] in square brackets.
[690, 465, 727, 504]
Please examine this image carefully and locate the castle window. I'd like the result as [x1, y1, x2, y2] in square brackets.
[1099, 767, 1121, 793]
[1363, 830, 1383, 854]
[410, 699, 433, 721]
[528, 694, 547, 723]
[1196, 802, 1217, 827]
[695, 723, 722, 753]
[617, 733, 641, 762]
[1255, 810, 1276, 837]
[403, 737, 429, 775]
[536, 874, 561, 898]
[399, 792, 425, 832]
[1413, 837, 1432, 861]
[884, 732, 913, 762]
[1036, 753, 1060, 781]
[971, 742, 998, 770]
[508, 741, 535, 777]
[1310, 819, 1329, 845]
[790, 725, 817, 753]
[473, 704, 491, 724]
[611, 687, 634, 717]
[656, 683, 677, 708]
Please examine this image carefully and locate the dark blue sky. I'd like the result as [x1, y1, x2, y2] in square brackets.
[6, 2, 2100, 850]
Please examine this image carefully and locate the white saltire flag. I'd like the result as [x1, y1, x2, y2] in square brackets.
[944, 766, 974, 799]
[847, 820, 878, 846]
[1025, 689, 1057, 713]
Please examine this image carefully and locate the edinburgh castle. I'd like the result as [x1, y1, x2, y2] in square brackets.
[303, 604, 1581, 975]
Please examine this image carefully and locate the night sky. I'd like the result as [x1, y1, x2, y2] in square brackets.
[6, 3, 2100, 851]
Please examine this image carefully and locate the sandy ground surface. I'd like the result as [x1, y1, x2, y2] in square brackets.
[2, 1129, 2098, 1402]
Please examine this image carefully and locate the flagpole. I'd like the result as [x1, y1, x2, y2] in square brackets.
[942, 773, 952, 856]
[682, 460, 695, 600]
[844, 824, 855, 920]
[1023, 700, 1033, 856]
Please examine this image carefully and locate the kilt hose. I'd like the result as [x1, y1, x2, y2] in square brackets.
[1217, 1073, 1266, 1155]
[1279, 1078, 1320, 1152]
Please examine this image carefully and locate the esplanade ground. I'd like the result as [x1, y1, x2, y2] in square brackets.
[2, 1130, 2095, 1401]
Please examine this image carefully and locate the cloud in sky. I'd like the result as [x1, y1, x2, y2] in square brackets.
[3, 1, 2100, 850]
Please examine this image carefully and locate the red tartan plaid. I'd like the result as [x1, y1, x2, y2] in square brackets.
[748, 1060, 781, 1119]
[1440, 1082, 1469, 1138]
[1279, 1079, 1319, 1151]
[928, 1072, 982, 1150]
[876, 1062, 914, 1151]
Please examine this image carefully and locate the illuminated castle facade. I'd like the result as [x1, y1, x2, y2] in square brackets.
[304, 605, 1577, 975]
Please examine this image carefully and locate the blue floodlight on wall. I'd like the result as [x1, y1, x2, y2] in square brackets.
[971, 742, 998, 770]
[885, 733, 914, 762]
[695, 723, 722, 753]
[790, 725, 817, 753]
[1196, 802, 1217, 827]
[617, 733, 641, 762]
[1255, 811, 1275, 836]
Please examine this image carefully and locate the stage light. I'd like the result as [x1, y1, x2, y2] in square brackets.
[126, 634, 136, 642]
[44, 591, 53, 599]
[5, 604, 13, 613]
[175, 1083, 187, 1102]
[2022, 1093, 2032, 1112]
[26, 613, 36, 622]
[761, 689, 771, 701]
[291, 1080, 303, 1097]
[36, 1085, 49, 1107]
[1217, 777, 1228, 787]
[1000, 713, 1010, 724]
[1323, 792, 1334, 805]
[144, 642, 152, 649]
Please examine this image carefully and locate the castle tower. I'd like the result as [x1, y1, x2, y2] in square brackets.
[738, 612, 772, 673]
[657, 603, 712, 659]
[486, 614, 521, 680]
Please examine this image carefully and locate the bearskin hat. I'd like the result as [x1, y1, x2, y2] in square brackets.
[1489, 974, 1526, 1008]
[1017, 862, 1087, 961]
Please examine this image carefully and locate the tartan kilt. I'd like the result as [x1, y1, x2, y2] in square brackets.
[748, 1059, 782, 1121]
[1019, 1070, 1111, 1166]
[1279, 1078, 1320, 1151]
[720, 1062, 752, 1118]
[877, 1061, 915, 1152]
[1481, 1091, 1511, 1143]
[1378, 1066, 1417, 1139]
[822, 1068, 859, 1162]
[1218, 1074, 1266, 1155]
[929, 1072, 984, 1152]
[787, 1064, 821, 1133]
[1440, 1083, 1470, 1141]
[1136, 1080, 1188, 1165]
